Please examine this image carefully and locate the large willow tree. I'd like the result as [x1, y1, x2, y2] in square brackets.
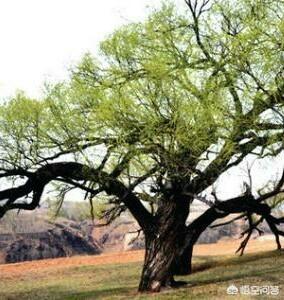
[0, 0, 284, 292]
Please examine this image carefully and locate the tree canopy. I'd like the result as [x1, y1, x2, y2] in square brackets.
[0, 0, 283, 292]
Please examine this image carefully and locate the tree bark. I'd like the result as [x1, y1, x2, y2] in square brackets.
[138, 228, 194, 292]
[172, 243, 193, 275]
[138, 234, 176, 292]
[138, 195, 191, 292]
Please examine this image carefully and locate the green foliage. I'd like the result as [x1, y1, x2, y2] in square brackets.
[0, 0, 283, 208]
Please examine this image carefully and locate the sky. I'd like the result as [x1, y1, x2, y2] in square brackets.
[0, 0, 282, 202]
[0, 0, 169, 100]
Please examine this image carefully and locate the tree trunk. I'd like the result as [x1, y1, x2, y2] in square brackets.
[172, 243, 193, 275]
[138, 234, 176, 292]
[138, 195, 192, 292]
[138, 230, 194, 292]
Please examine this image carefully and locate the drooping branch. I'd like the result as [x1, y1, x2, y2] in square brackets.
[0, 162, 154, 231]
[235, 215, 264, 256]
[0, 168, 33, 179]
[185, 172, 284, 254]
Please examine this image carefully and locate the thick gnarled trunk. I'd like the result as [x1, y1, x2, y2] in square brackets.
[138, 196, 193, 292]
[138, 230, 194, 292]
[138, 234, 176, 292]
[172, 243, 193, 275]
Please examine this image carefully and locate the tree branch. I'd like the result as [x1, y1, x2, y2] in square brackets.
[185, 175, 284, 254]
[0, 162, 154, 231]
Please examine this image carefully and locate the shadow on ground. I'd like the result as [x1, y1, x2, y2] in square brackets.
[0, 250, 283, 300]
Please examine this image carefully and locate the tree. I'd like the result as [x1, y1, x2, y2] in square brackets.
[0, 0, 284, 293]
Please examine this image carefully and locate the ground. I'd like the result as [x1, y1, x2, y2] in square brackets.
[0, 239, 283, 299]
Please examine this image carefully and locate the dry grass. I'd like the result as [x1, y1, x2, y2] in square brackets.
[0, 239, 282, 299]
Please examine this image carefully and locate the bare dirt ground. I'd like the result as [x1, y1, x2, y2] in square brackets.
[0, 237, 280, 279]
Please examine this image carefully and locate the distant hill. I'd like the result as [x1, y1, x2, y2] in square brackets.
[0, 202, 278, 264]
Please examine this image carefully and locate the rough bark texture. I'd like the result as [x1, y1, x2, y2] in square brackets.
[172, 243, 193, 275]
[138, 195, 191, 292]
